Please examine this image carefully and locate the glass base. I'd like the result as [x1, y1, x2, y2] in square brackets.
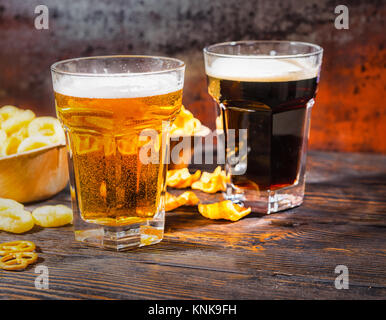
[74, 218, 164, 251]
[225, 180, 305, 214]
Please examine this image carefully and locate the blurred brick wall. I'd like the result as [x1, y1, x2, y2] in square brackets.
[0, 0, 384, 153]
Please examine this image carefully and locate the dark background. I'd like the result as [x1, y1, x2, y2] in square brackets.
[0, 0, 384, 153]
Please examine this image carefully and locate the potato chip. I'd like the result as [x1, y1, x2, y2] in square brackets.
[28, 116, 65, 144]
[17, 136, 52, 153]
[198, 200, 251, 222]
[166, 168, 201, 188]
[165, 191, 200, 212]
[165, 192, 181, 212]
[0, 209, 34, 234]
[32, 205, 73, 227]
[191, 166, 229, 193]
[177, 191, 200, 206]
[1, 109, 35, 135]
[170, 105, 202, 136]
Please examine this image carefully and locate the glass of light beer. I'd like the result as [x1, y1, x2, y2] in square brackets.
[204, 41, 323, 213]
[51, 56, 185, 250]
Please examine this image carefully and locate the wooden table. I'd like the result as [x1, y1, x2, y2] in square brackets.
[1, 151, 385, 300]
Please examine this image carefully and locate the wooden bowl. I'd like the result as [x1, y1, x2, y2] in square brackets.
[0, 144, 69, 203]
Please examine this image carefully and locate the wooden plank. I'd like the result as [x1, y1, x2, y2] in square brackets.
[0, 151, 385, 299]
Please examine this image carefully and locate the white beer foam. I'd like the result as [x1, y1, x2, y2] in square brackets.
[206, 58, 318, 81]
[54, 74, 183, 98]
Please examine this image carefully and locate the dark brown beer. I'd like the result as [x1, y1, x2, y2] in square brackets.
[207, 60, 318, 191]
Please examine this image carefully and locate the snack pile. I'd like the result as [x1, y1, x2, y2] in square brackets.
[0, 198, 73, 234]
[170, 105, 202, 137]
[165, 166, 253, 221]
[0, 198, 72, 271]
[0, 105, 65, 157]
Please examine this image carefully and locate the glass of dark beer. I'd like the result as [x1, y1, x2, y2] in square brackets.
[203, 41, 323, 213]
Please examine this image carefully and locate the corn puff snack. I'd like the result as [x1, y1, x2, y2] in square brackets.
[32, 205, 73, 227]
[0, 105, 65, 157]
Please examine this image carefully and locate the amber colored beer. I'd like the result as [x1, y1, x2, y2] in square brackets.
[55, 89, 182, 226]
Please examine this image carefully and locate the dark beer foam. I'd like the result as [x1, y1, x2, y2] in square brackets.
[206, 58, 318, 82]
